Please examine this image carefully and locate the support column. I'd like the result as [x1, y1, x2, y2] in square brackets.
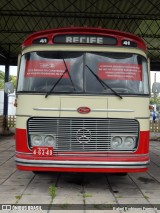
[2, 46, 10, 135]
[3, 63, 9, 116]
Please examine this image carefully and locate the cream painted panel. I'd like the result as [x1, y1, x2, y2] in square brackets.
[60, 96, 107, 118]
[108, 97, 150, 119]
[16, 95, 149, 131]
[138, 119, 150, 131]
[16, 95, 60, 117]
[16, 116, 29, 129]
[22, 45, 147, 58]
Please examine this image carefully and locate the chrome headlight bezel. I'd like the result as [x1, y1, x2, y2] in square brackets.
[44, 135, 56, 147]
[111, 135, 137, 151]
[111, 136, 123, 149]
[31, 135, 43, 146]
[124, 136, 136, 149]
[30, 134, 56, 148]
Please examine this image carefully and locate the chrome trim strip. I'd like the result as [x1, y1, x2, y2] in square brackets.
[15, 157, 149, 169]
[16, 115, 31, 117]
[52, 153, 148, 157]
[94, 109, 134, 112]
[16, 151, 32, 155]
[15, 151, 148, 157]
[33, 108, 74, 111]
[33, 107, 134, 112]
[135, 117, 150, 119]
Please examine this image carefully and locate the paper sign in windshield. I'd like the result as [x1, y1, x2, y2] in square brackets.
[98, 63, 142, 81]
[25, 60, 70, 78]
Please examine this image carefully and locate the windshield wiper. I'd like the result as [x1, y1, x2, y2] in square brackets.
[63, 58, 76, 92]
[45, 59, 76, 98]
[85, 65, 123, 99]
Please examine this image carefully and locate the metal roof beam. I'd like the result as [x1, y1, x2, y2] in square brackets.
[1, 11, 160, 20]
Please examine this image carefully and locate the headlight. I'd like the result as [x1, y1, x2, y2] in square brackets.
[111, 135, 137, 150]
[124, 137, 135, 149]
[44, 135, 56, 147]
[30, 134, 56, 147]
[31, 135, 43, 146]
[111, 136, 123, 149]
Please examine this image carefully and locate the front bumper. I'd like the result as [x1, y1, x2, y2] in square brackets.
[15, 154, 150, 173]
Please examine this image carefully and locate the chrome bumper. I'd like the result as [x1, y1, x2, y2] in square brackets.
[15, 157, 150, 169]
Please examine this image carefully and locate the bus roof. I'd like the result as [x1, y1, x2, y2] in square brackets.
[22, 27, 147, 51]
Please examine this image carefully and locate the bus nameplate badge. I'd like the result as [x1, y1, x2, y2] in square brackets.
[77, 107, 91, 114]
[32, 147, 53, 156]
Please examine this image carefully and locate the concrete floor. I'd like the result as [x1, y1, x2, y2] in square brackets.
[0, 135, 160, 213]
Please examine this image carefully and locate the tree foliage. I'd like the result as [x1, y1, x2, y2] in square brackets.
[150, 95, 160, 105]
[0, 71, 17, 89]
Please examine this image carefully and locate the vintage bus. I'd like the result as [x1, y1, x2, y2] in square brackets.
[13, 27, 150, 173]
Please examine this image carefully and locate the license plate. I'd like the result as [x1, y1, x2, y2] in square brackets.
[32, 146, 53, 156]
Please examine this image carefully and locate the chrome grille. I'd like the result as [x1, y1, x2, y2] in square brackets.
[27, 117, 139, 152]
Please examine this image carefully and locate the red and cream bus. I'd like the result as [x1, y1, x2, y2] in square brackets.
[14, 27, 150, 173]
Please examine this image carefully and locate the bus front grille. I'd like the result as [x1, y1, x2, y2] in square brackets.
[27, 117, 139, 152]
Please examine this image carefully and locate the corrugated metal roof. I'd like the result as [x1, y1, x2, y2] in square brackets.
[0, 0, 160, 67]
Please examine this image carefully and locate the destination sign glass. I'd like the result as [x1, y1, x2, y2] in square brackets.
[53, 35, 117, 45]
[32, 37, 48, 44]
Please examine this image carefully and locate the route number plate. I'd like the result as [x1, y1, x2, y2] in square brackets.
[32, 147, 53, 156]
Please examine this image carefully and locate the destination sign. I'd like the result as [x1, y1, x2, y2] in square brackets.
[53, 35, 117, 45]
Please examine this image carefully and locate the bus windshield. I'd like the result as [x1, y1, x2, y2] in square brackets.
[17, 51, 149, 95]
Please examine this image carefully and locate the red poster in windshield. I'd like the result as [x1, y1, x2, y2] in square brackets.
[98, 63, 142, 81]
[25, 60, 70, 78]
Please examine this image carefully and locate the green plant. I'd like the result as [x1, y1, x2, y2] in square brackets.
[0, 71, 17, 89]
[116, 195, 123, 198]
[83, 193, 92, 198]
[48, 185, 57, 199]
[15, 195, 22, 204]
[144, 195, 149, 199]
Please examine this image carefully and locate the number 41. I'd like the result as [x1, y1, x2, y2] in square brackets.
[123, 40, 131, 46]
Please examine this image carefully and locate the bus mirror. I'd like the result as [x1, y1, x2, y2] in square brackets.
[152, 82, 160, 93]
[4, 82, 14, 94]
